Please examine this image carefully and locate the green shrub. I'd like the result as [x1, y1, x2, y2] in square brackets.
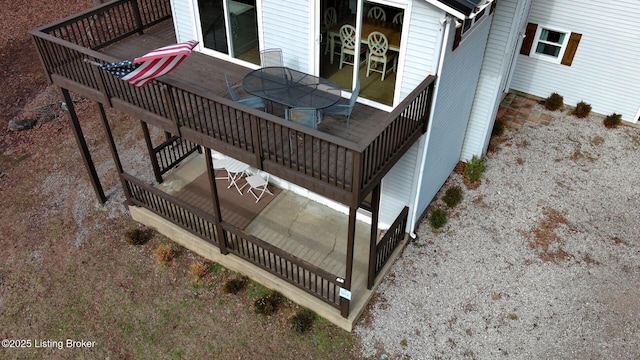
[544, 92, 564, 111]
[603, 113, 622, 128]
[290, 308, 316, 333]
[254, 291, 283, 315]
[572, 101, 592, 118]
[464, 155, 485, 182]
[442, 186, 462, 207]
[491, 119, 505, 137]
[428, 209, 447, 229]
[124, 228, 151, 245]
[222, 276, 247, 294]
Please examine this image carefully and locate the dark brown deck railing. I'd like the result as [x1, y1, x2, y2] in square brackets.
[31, 0, 435, 317]
[123, 173, 219, 245]
[368, 206, 409, 288]
[224, 226, 342, 309]
[29, 0, 435, 206]
[153, 135, 201, 177]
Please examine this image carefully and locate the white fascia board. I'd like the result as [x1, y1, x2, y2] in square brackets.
[422, 0, 467, 21]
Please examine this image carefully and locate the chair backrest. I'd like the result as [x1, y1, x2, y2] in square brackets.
[392, 12, 403, 25]
[339, 25, 358, 50]
[224, 74, 239, 101]
[367, 6, 386, 21]
[324, 7, 337, 29]
[349, 79, 361, 109]
[367, 31, 389, 57]
[260, 48, 283, 67]
[286, 108, 318, 129]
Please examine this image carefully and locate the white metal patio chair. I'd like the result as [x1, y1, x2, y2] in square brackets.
[212, 158, 229, 181]
[241, 171, 273, 203]
[366, 31, 397, 81]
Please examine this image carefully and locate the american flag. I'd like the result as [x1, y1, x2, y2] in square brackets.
[101, 40, 199, 87]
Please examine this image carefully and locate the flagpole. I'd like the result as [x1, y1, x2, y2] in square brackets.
[83, 59, 103, 67]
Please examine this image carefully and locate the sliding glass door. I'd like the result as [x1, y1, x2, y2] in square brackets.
[318, 0, 404, 106]
[197, 0, 260, 65]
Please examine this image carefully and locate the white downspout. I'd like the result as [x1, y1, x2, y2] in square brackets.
[408, 15, 452, 239]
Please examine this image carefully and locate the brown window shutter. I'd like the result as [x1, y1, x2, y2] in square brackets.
[561, 32, 582, 66]
[490, 0, 497, 14]
[452, 24, 462, 51]
[520, 22, 538, 55]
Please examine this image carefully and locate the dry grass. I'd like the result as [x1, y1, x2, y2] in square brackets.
[155, 244, 175, 264]
[189, 260, 208, 280]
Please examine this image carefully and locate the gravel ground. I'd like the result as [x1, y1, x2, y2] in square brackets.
[356, 107, 640, 359]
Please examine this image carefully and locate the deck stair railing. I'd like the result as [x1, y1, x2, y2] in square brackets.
[368, 206, 409, 288]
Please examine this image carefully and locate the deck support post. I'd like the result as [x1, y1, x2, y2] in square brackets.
[141, 121, 163, 183]
[367, 184, 381, 289]
[96, 102, 132, 201]
[340, 206, 357, 318]
[205, 147, 228, 254]
[59, 87, 106, 204]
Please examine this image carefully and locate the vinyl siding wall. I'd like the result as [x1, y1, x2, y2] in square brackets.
[460, 0, 531, 160]
[398, 1, 443, 98]
[414, 16, 491, 217]
[171, 0, 196, 42]
[261, 0, 311, 70]
[510, 0, 640, 122]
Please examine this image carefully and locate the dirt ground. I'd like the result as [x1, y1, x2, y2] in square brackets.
[0, 2, 360, 359]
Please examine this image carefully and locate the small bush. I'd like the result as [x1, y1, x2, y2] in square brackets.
[603, 113, 622, 128]
[544, 92, 564, 111]
[124, 228, 151, 245]
[428, 208, 447, 229]
[254, 291, 283, 316]
[189, 261, 208, 280]
[442, 186, 462, 207]
[464, 155, 485, 182]
[222, 276, 247, 294]
[572, 101, 592, 118]
[290, 308, 316, 333]
[155, 244, 174, 264]
[491, 119, 505, 137]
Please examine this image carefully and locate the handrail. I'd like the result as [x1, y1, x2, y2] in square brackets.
[223, 225, 342, 308]
[29, 0, 435, 205]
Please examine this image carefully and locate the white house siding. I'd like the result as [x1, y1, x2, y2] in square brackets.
[460, 0, 532, 160]
[377, 140, 422, 230]
[510, 0, 640, 122]
[171, 0, 196, 42]
[398, 1, 443, 99]
[414, 17, 491, 217]
[260, 0, 310, 70]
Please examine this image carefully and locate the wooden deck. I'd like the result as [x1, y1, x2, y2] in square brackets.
[29, 0, 431, 325]
[146, 153, 397, 331]
[101, 21, 384, 144]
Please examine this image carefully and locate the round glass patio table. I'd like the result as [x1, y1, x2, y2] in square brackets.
[242, 67, 341, 109]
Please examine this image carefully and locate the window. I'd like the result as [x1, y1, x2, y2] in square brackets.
[452, 0, 496, 51]
[520, 23, 582, 66]
[532, 27, 568, 61]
